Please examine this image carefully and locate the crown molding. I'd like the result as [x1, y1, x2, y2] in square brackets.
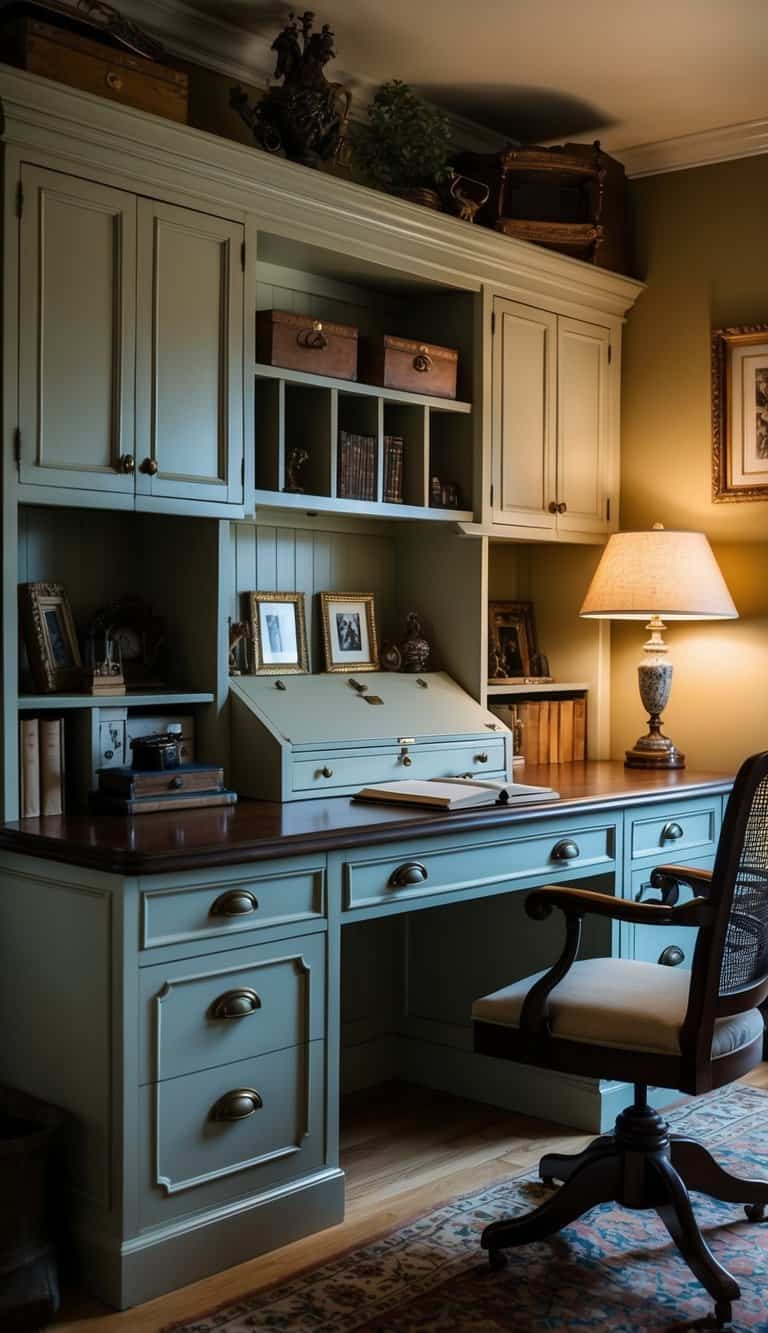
[619, 118, 768, 178]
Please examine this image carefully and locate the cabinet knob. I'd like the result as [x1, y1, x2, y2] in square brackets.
[118, 453, 135, 474]
[389, 861, 428, 888]
[210, 988, 261, 1020]
[658, 945, 685, 968]
[209, 888, 258, 918]
[140, 457, 159, 475]
[548, 501, 558, 514]
[557, 501, 567, 514]
[475, 752, 489, 764]
[209, 1088, 263, 1122]
[105, 70, 124, 92]
[551, 839, 580, 861]
[661, 821, 684, 842]
[319, 766, 334, 779]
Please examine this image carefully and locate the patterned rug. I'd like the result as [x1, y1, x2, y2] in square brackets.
[165, 1085, 768, 1332]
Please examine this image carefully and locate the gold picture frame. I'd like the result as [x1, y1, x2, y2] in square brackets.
[712, 323, 768, 501]
[487, 600, 537, 682]
[320, 592, 379, 672]
[247, 591, 308, 674]
[19, 581, 83, 693]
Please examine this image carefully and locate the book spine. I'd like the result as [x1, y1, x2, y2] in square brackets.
[19, 717, 40, 817]
[384, 435, 404, 503]
[366, 434, 376, 501]
[338, 430, 349, 498]
[559, 699, 574, 765]
[39, 716, 64, 815]
[547, 700, 559, 764]
[95, 790, 237, 815]
[573, 697, 587, 761]
[351, 432, 361, 499]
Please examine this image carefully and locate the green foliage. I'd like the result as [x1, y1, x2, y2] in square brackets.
[350, 80, 453, 191]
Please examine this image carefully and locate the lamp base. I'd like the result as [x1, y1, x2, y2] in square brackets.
[625, 741, 685, 769]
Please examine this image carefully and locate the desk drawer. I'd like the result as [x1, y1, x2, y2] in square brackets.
[292, 738, 507, 795]
[629, 800, 719, 862]
[139, 1040, 325, 1226]
[343, 822, 616, 910]
[139, 933, 325, 1084]
[622, 861, 710, 972]
[141, 859, 325, 950]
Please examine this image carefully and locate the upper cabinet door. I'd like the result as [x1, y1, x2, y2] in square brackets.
[492, 298, 557, 530]
[18, 165, 137, 496]
[134, 199, 244, 508]
[556, 317, 611, 535]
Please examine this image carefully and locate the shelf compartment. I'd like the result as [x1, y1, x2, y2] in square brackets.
[428, 409, 474, 515]
[336, 392, 381, 502]
[284, 382, 333, 497]
[254, 362, 471, 414]
[382, 403, 427, 508]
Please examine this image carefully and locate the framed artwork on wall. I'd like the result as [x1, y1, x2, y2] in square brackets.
[320, 592, 378, 672]
[248, 591, 308, 674]
[712, 323, 768, 501]
[19, 582, 82, 693]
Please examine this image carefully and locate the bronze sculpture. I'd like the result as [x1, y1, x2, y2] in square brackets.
[231, 11, 351, 165]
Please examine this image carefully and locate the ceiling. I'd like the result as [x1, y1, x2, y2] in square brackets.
[182, 0, 768, 155]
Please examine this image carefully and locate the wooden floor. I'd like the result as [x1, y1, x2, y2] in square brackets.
[54, 1067, 768, 1333]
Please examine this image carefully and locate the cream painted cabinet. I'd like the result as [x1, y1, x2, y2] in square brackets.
[491, 296, 613, 537]
[17, 166, 244, 511]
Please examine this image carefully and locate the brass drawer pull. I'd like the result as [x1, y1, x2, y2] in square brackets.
[661, 821, 684, 842]
[210, 988, 261, 1020]
[413, 346, 433, 373]
[557, 501, 567, 514]
[209, 1088, 263, 1122]
[105, 71, 124, 92]
[658, 945, 685, 967]
[389, 861, 428, 888]
[298, 320, 328, 350]
[551, 839, 580, 861]
[140, 457, 159, 475]
[118, 453, 135, 473]
[475, 752, 489, 764]
[319, 766, 334, 779]
[209, 888, 258, 918]
[169, 776, 184, 790]
[634, 882, 663, 905]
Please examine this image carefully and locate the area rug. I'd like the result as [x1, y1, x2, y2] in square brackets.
[165, 1085, 768, 1332]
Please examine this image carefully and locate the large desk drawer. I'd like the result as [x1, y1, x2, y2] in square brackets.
[292, 737, 507, 795]
[343, 821, 616, 911]
[628, 799, 719, 862]
[139, 933, 325, 1085]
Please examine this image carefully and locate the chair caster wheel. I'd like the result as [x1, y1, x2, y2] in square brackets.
[488, 1248, 507, 1271]
[714, 1298, 732, 1327]
[745, 1202, 766, 1222]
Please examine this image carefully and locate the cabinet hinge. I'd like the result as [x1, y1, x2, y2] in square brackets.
[606, 496, 611, 521]
[15, 181, 23, 219]
[241, 239, 246, 272]
[608, 343, 612, 364]
[13, 427, 21, 469]
[491, 310, 496, 336]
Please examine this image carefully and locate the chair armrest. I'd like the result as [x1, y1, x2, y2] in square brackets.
[526, 883, 713, 928]
[649, 864, 714, 903]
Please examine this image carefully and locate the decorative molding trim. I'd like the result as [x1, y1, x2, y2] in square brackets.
[620, 118, 768, 179]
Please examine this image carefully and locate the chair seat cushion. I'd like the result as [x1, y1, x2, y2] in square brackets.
[472, 957, 764, 1057]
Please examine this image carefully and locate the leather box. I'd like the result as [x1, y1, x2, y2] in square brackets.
[0, 12, 189, 123]
[359, 335, 458, 400]
[97, 763, 224, 799]
[256, 310, 358, 381]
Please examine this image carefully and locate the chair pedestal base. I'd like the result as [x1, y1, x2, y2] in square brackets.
[482, 1091, 768, 1328]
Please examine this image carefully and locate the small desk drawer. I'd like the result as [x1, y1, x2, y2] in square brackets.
[141, 859, 325, 950]
[343, 822, 615, 911]
[623, 861, 709, 972]
[292, 738, 507, 795]
[139, 933, 325, 1084]
[629, 800, 719, 862]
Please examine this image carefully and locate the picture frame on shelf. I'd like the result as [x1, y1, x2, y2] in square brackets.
[19, 581, 82, 693]
[712, 322, 768, 501]
[488, 600, 549, 683]
[320, 592, 378, 672]
[248, 591, 308, 675]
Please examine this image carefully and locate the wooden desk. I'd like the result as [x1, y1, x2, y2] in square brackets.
[0, 763, 733, 1308]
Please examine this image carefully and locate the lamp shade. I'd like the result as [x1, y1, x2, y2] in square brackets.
[579, 526, 738, 621]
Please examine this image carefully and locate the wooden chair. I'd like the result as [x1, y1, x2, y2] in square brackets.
[472, 751, 768, 1328]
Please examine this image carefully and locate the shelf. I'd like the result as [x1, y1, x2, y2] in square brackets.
[254, 363, 472, 414]
[253, 490, 473, 523]
[487, 682, 589, 696]
[17, 691, 215, 711]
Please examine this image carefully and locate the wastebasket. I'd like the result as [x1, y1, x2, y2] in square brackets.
[0, 1084, 63, 1332]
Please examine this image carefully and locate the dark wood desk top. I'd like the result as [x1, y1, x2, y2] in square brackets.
[0, 763, 733, 877]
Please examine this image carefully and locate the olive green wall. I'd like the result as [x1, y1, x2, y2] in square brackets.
[614, 155, 768, 770]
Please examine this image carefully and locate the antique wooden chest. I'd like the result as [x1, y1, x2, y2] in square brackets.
[359, 335, 458, 399]
[256, 310, 358, 381]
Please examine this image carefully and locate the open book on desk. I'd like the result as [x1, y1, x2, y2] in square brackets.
[353, 777, 559, 810]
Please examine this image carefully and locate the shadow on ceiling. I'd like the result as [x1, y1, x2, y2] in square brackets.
[416, 83, 617, 145]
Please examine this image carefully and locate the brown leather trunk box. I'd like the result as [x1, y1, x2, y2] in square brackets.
[359, 335, 458, 400]
[0, 11, 188, 124]
[256, 310, 358, 381]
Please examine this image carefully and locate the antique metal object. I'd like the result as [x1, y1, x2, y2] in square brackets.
[209, 1088, 263, 1122]
[284, 446, 309, 494]
[230, 11, 351, 165]
[129, 732, 181, 771]
[400, 611, 430, 673]
[228, 619, 248, 675]
[449, 172, 490, 223]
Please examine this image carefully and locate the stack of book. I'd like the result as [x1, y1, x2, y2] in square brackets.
[94, 763, 237, 815]
[383, 434, 404, 503]
[19, 716, 65, 817]
[338, 430, 377, 501]
[489, 696, 587, 766]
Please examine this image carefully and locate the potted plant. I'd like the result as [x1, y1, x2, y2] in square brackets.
[350, 80, 453, 209]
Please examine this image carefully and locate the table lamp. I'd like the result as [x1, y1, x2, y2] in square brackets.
[579, 523, 737, 768]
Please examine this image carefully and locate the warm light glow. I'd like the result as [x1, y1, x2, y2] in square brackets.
[579, 526, 738, 621]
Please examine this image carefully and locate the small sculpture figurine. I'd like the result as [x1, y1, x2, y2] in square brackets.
[449, 172, 491, 224]
[229, 620, 248, 675]
[488, 643, 506, 680]
[284, 446, 309, 493]
[84, 631, 126, 696]
[230, 11, 351, 165]
[400, 611, 430, 673]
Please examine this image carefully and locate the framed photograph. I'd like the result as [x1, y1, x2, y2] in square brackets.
[19, 582, 82, 693]
[248, 591, 308, 675]
[488, 600, 538, 682]
[320, 592, 379, 673]
[712, 323, 768, 501]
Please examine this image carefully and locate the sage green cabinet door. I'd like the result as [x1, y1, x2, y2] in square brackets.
[556, 316, 611, 535]
[491, 298, 557, 530]
[134, 199, 244, 507]
[18, 165, 137, 495]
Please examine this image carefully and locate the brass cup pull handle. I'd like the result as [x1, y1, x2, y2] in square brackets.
[119, 453, 135, 474]
[551, 839, 580, 861]
[658, 945, 685, 967]
[209, 1088, 263, 1122]
[475, 752, 489, 764]
[210, 988, 261, 1020]
[105, 71, 124, 92]
[413, 346, 433, 373]
[389, 861, 428, 888]
[661, 821, 684, 842]
[634, 882, 663, 905]
[299, 321, 328, 350]
[140, 457, 159, 476]
[319, 766, 334, 779]
[210, 888, 258, 918]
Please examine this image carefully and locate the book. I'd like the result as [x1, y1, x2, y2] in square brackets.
[384, 434, 404, 503]
[39, 716, 64, 815]
[19, 717, 40, 817]
[92, 789, 238, 815]
[354, 777, 558, 810]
